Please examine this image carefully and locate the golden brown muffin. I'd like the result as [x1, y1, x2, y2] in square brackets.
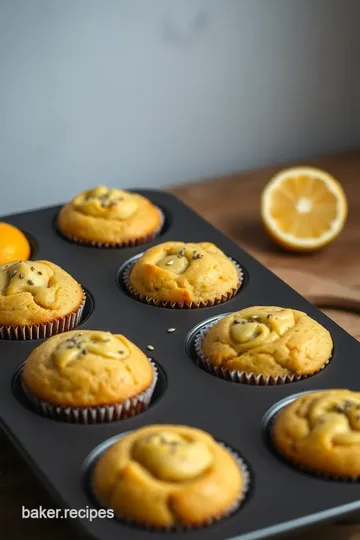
[128, 241, 241, 307]
[201, 306, 333, 381]
[22, 330, 155, 417]
[272, 389, 360, 478]
[93, 424, 245, 527]
[57, 185, 162, 246]
[0, 260, 84, 338]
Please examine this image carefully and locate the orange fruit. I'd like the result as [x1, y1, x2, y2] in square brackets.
[261, 166, 348, 252]
[0, 222, 31, 264]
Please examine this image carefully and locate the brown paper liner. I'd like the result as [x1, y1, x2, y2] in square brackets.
[0, 291, 86, 341]
[269, 413, 360, 482]
[59, 207, 164, 248]
[21, 360, 158, 424]
[194, 319, 330, 385]
[90, 442, 250, 531]
[123, 258, 243, 309]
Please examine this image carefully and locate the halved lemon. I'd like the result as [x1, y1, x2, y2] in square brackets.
[261, 166, 348, 252]
[0, 222, 31, 264]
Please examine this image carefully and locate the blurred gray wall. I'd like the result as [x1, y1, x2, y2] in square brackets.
[1, 0, 359, 215]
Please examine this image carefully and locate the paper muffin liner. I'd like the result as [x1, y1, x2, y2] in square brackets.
[123, 258, 243, 309]
[194, 319, 331, 385]
[268, 412, 360, 482]
[21, 359, 158, 424]
[0, 290, 86, 341]
[90, 441, 250, 532]
[59, 207, 164, 248]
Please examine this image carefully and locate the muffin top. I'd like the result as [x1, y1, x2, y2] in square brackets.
[22, 330, 154, 407]
[93, 424, 243, 527]
[202, 306, 333, 377]
[272, 389, 360, 478]
[0, 260, 83, 326]
[57, 186, 161, 244]
[129, 241, 240, 306]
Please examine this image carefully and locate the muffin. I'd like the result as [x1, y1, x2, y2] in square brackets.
[0, 260, 85, 340]
[93, 424, 247, 528]
[57, 185, 162, 246]
[198, 306, 333, 384]
[272, 389, 360, 478]
[127, 241, 242, 308]
[22, 330, 157, 423]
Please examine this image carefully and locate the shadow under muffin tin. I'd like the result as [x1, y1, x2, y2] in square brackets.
[0, 190, 360, 540]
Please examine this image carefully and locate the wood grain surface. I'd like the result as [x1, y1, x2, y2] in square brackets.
[2, 148, 360, 540]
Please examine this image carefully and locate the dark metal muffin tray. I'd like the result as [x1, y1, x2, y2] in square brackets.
[1, 190, 360, 540]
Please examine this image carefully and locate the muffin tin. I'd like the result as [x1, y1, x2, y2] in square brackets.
[1, 189, 360, 540]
